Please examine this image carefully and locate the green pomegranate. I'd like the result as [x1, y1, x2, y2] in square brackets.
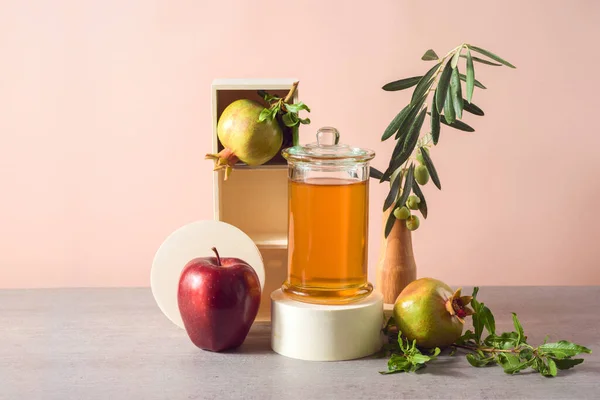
[393, 278, 473, 349]
[206, 99, 283, 179]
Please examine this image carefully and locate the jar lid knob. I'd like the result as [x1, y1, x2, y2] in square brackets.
[316, 126, 340, 147]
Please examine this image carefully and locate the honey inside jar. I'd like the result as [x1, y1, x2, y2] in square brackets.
[282, 177, 372, 304]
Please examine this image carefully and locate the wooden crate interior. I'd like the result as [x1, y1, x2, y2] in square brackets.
[218, 168, 288, 247]
[216, 89, 293, 165]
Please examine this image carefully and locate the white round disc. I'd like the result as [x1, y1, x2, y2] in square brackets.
[151, 220, 265, 329]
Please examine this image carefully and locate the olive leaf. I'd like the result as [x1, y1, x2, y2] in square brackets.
[382, 102, 422, 181]
[380, 103, 427, 183]
[431, 93, 441, 145]
[382, 105, 409, 141]
[383, 76, 422, 91]
[463, 101, 484, 116]
[460, 54, 502, 66]
[419, 147, 441, 189]
[370, 167, 385, 181]
[450, 67, 463, 119]
[396, 164, 415, 210]
[439, 117, 475, 132]
[468, 45, 516, 68]
[459, 73, 486, 89]
[402, 107, 428, 155]
[383, 169, 402, 211]
[377, 43, 516, 233]
[411, 63, 441, 104]
[396, 94, 427, 140]
[435, 61, 453, 112]
[443, 86, 455, 124]
[421, 49, 438, 61]
[384, 207, 397, 238]
[451, 45, 463, 69]
[411, 174, 428, 219]
[465, 48, 475, 103]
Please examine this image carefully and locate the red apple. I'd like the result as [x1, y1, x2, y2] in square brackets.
[177, 247, 261, 352]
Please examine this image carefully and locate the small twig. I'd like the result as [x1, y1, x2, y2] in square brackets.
[452, 343, 517, 354]
[284, 81, 299, 103]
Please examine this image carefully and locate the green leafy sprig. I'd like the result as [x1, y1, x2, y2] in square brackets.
[257, 81, 311, 146]
[381, 287, 591, 377]
[375, 44, 515, 237]
[380, 328, 441, 374]
[452, 288, 592, 377]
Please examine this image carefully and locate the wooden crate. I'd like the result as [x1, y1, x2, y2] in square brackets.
[211, 79, 298, 322]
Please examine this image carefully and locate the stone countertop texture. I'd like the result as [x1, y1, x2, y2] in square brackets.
[1, 286, 598, 400]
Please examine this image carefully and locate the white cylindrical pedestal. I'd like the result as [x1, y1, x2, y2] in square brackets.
[271, 289, 384, 361]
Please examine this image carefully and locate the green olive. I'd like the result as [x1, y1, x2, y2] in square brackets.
[414, 165, 430, 185]
[406, 215, 420, 231]
[393, 206, 411, 220]
[407, 195, 421, 210]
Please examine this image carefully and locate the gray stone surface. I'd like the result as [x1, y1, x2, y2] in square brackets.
[0, 287, 598, 400]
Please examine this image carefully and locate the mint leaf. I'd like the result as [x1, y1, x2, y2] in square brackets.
[258, 108, 271, 122]
[547, 358, 558, 377]
[520, 347, 534, 361]
[466, 352, 495, 367]
[471, 287, 495, 341]
[552, 358, 585, 370]
[456, 329, 477, 345]
[538, 341, 592, 359]
[512, 313, 525, 345]
[282, 112, 299, 127]
[285, 102, 311, 113]
[410, 354, 432, 364]
[382, 334, 440, 374]
[257, 90, 280, 103]
[380, 354, 412, 374]
[497, 354, 533, 374]
[484, 332, 519, 349]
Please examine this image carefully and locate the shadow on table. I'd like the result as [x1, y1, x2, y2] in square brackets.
[236, 331, 273, 355]
[419, 357, 469, 378]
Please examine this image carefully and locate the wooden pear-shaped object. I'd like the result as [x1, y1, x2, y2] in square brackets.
[375, 208, 417, 305]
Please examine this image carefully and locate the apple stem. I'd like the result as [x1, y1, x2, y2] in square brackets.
[211, 247, 222, 266]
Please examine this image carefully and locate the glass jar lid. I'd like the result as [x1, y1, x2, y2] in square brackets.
[282, 126, 375, 164]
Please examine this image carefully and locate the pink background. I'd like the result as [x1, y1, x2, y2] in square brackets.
[1, 1, 599, 288]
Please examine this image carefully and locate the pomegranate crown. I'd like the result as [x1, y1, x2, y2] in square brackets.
[445, 288, 474, 324]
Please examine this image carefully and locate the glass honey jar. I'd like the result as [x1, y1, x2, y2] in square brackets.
[281, 127, 376, 304]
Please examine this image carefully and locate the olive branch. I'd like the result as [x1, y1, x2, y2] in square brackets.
[372, 44, 516, 237]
